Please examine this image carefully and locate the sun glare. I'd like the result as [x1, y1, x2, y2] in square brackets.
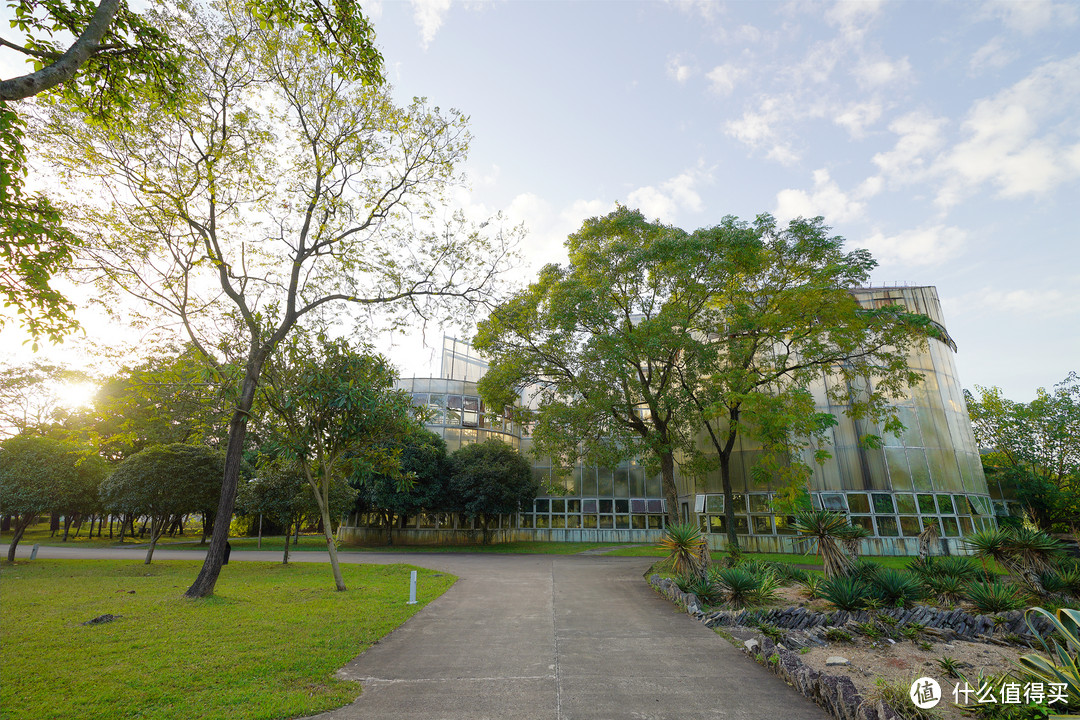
[58, 381, 99, 410]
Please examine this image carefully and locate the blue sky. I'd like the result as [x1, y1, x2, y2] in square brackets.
[2, 0, 1077, 405]
[363, 0, 1080, 400]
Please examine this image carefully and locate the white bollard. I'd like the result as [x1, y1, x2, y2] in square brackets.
[30, 544, 39, 560]
[407, 570, 418, 605]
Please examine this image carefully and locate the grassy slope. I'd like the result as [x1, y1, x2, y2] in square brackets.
[0, 559, 455, 720]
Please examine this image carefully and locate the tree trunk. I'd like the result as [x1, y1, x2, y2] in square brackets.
[282, 519, 291, 564]
[2, 515, 11, 531]
[659, 451, 680, 526]
[294, 517, 300, 546]
[307, 469, 346, 591]
[145, 515, 167, 564]
[720, 454, 739, 549]
[50, 512, 60, 536]
[185, 359, 264, 599]
[257, 513, 262, 550]
[108, 515, 114, 539]
[6, 515, 32, 562]
[61, 514, 74, 541]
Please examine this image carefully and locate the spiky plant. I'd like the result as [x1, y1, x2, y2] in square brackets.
[714, 567, 762, 609]
[800, 574, 824, 599]
[924, 573, 966, 605]
[792, 509, 852, 578]
[836, 523, 872, 559]
[872, 568, 925, 608]
[965, 581, 1027, 613]
[820, 575, 874, 611]
[848, 557, 884, 582]
[935, 556, 979, 580]
[965, 527, 1013, 567]
[917, 519, 939, 560]
[1017, 607, 1080, 706]
[660, 522, 710, 580]
[1008, 527, 1064, 578]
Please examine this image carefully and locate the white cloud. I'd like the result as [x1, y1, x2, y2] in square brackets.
[870, 111, 949, 185]
[952, 282, 1080, 319]
[936, 53, 1080, 206]
[979, 0, 1079, 36]
[969, 37, 1017, 74]
[667, 54, 694, 84]
[774, 169, 865, 224]
[825, 0, 884, 41]
[705, 64, 747, 95]
[411, 0, 452, 49]
[833, 101, 882, 138]
[627, 170, 707, 221]
[858, 225, 967, 267]
[852, 55, 912, 89]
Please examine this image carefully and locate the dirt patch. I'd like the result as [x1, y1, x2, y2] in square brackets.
[796, 636, 1033, 719]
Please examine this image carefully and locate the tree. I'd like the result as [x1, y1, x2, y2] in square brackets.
[37, 0, 515, 598]
[0, 433, 98, 561]
[358, 426, 450, 545]
[676, 214, 934, 549]
[1, 0, 383, 346]
[475, 207, 711, 524]
[259, 334, 418, 590]
[449, 438, 538, 544]
[0, 360, 90, 437]
[966, 373, 1080, 531]
[90, 345, 231, 461]
[98, 443, 223, 563]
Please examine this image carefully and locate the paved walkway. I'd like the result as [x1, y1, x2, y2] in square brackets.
[8, 545, 827, 720]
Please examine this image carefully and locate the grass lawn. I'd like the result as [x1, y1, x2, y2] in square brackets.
[0, 559, 455, 720]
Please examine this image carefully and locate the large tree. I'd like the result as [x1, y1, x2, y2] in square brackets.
[258, 334, 419, 590]
[1, 0, 383, 345]
[474, 207, 716, 524]
[0, 433, 100, 561]
[358, 426, 450, 545]
[37, 1, 513, 597]
[449, 438, 537, 544]
[676, 214, 935, 548]
[98, 443, 223, 563]
[966, 373, 1080, 531]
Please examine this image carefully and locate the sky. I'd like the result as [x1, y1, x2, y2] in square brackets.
[2, 0, 1079, 404]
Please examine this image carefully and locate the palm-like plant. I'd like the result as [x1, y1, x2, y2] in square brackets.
[659, 522, 710, 580]
[1017, 607, 1080, 706]
[792, 509, 852, 578]
[836, 523, 872, 559]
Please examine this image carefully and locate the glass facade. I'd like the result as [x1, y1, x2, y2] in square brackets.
[341, 287, 993, 554]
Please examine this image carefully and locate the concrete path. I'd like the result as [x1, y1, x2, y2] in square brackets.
[7, 545, 827, 720]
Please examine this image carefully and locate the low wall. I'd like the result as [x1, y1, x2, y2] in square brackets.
[704, 535, 973, 557]
[338, 526, 664, 546]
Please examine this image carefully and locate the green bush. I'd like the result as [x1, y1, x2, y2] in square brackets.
[924, 573, 966, 604]
[713, 566, 780, 608]
[848, 557, 883, 582]
[935, 556, 980, 580]
[966, 581, 1028, 613]
[871, 568, 925, 607]
[820, 575, 874, 611]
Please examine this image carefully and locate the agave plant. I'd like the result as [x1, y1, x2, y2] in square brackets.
[924, 573, 966, 605]
[713, 566, 762, 608]
[799, 574, 824, 599]
[792, 509, 852, 578]
[660, 522, 710, 580]
[1017, 607, 1080, 706]
[965, 527, 1013, 566]
[965, 580, 1027, 613]
[935, 556, 979, 580]
[871, 568, 924, 608]
[835, 523, 872, 559]
[1008, 527, 1064, 578]
[820, 575, 874, 611]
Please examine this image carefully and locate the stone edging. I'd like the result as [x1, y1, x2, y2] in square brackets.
[649, 574, 900, 720]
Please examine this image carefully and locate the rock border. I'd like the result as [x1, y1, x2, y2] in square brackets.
[649, 574, 901, 720]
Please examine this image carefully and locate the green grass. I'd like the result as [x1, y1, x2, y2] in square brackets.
[0, 559, 455, 720]
[604, 545, 670, 557]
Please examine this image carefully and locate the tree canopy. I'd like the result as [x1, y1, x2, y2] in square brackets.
[449, 438, 537, 543]
[98, 442, 224, 563]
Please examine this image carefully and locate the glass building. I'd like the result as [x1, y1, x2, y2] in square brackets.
[339, 287, 994, 554]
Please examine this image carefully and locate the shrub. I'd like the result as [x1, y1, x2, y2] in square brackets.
[757, 622, 786, 643]
[935, 556, 979, 580]
[820, 575, 874, 611]
[966, 581, 1027, 613]
[824, 627, 853, 643]
[799, 574, 824, 599]
[848, 557, 884, 582]
[659, 523, 710, 580]
[685, 575, 722, 605]
[791, 509, 852, 578]
[713, 567, 762, 608]
[870, 679, 940, 720]
[924, 573, 966, 605]
[853, 621, 884, 640]
[872, 568, 925, 608]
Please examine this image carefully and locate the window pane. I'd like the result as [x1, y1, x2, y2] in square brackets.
[749, 494, 771, 513]
[936, 495, 956, 515]
[820, 494, 847, 512]
[899, 516, 920, 536]
[709, 515, 725, 533]
[599, 499, 613, 513]
[917, 494, 937, 514]
[872, 493, 895, 514]
[752, 516, 773, 535]
[646, 499, 664, 514]
[615, 499, 629, 513]
[706, 495, 724, 513]
[775, 515, 798, 536]
[877, 517, 899, 537]
[582, 499, 597, 513]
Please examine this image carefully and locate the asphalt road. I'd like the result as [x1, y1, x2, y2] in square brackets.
[6, 544, 828, 720]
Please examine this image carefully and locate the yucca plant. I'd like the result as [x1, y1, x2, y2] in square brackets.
[935, 556, 979, 580]
[836, 523, 872, 559]
[965, 527, 1013, 566]
[848, 557, 883, 582]
[872, 568, 925, 608]
[713, 566, 762, 608]
[924, 573, 966, 605]
[965, 580, 1027, 613]
[1008, 527, 1064, 579]
[685, 574, 722, 605]
[792, 509, 852, 578]
[660, 522, 710, 580]
[820, 575, 874, 611]
[800, 574, 824, 599]
[906, 556, 937, 579]
[1017, 607, 1080, 706]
